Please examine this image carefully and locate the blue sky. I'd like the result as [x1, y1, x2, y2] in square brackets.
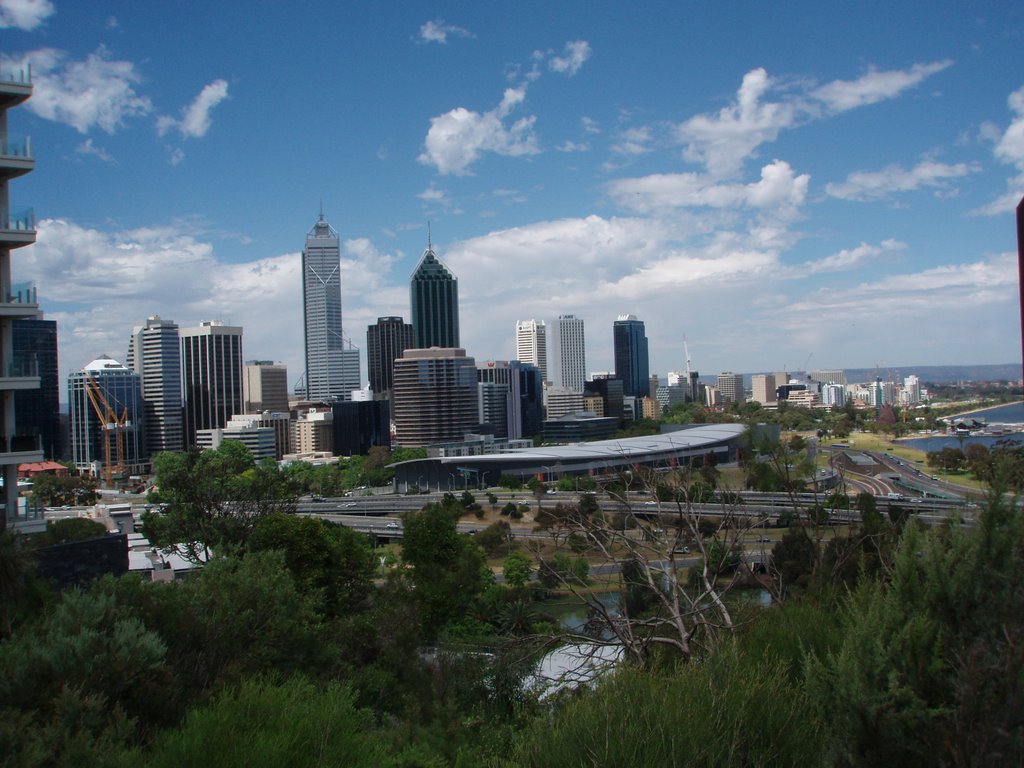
[3, 0, 1024, 392]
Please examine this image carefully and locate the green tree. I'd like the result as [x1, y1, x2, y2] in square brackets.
[144, 442, 299, 562]
[249, 513, 374, 616]
[401, 502, 491, 638]
[0, 530, 34, 639]
[498, 473, 522, 490]
[502, 551, 532, 589]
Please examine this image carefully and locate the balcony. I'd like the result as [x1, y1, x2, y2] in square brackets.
[0, 281, 38, 319]
[0, 134, 33, 179]
[0, 65, 31, 109]
[0, 432, 43, 464]
[0, 208, 35, 248]
[0, 352, 39, 390]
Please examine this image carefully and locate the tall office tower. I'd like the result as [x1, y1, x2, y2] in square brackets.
[751, 373, 777, 405]
[476, 359, 543, 440]
[716, 372, 744, 404]
[809, 369, 847, 386]
[303, 213, 356, 401]
[180, 320, 243, 447]
[409, 238, 459, 349]
[242, 360, 289, 414]
[127, 315, 183, 455]
[515, 319, 547, 383]
[550, 314, 586, 391]
[0, 65, 44, 527]
[68, 357, 145, 475]
[477, 382, 509, 437]
[367, 316, 414, 398]
[612, 314, 649, 399]
[393, 348, 476, 446]
[585, 376, 625, 420]
[821, 383, 846, 408]
[13, 317, 59, 460]
[903, 374, 921, 405]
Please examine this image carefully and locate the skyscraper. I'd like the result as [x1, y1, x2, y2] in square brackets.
[180, 320, 243, 447]
[302, 213, 359, 401]
[612, 314, 649, 399]
[68, 357, 145, 475]
[550, 314, 586, 392]
[393, 348, 476, 446]
[242, 360, 289, 414]
[367, 316, 414, 398]
[716, 372, 744, 404]
[515, 319, 547, 383]
[409, 238, 459, 349]
[13, 317, 60, 460]
[0, 64, 44, 527]
[127, 315, 183, 455]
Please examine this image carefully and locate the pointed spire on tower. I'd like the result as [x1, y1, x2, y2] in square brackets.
[427, 221, 432, 253]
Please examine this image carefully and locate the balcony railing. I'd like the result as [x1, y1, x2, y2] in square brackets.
[0, 433, 42, 454]
[5, 352, 37, 378]
[0, 134, 32, 160]
[4, 281, 36, 305]
[0, 64, 31, 87]
[1, 208, 35, 232]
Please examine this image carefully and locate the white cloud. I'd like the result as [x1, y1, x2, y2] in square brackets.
[607, 159, 809, 216]
[0, 0, 54, 30]
[812, 60, 952, 113]
[157, 79, 229, 139]
[557, 140, 589, 152]
[611, 126, 654, 156]
[799, 239, 905, 275]
[676, 68, 797, 178]
[27, 219, 405, 389]
[972, 84, 1024, 216]
[826, 160, 977, 201]
[75, 138, 114, 163]
[5, 47, 152, 133]
[582, 116, 600, 134]
[418, 85, 539, 175]
[549, 40, 591, 76]
[419, 19, 472, 44]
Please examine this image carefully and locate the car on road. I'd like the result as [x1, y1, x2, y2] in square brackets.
[343, 502, 357, 508]
[644, 500, 657, 505]
[385, 522, 400, 529]
[757, 536, 772, 543]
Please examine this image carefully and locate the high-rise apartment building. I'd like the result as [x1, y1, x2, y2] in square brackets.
[68, 357, 145, 475]
[127, 315, 183, 455]
[180, 320, 243, 447]
[515, 319, 547, 383]
[393, 348, 476, 446]
[809, 369, 847, 386]
[242, 360, 289, 414]
[716, 372, 744, 404]
[550, 314, 586, 392]
[367, 316, 414, 398]
[303, 213, 359, 401]
[612, 314, 649, 399]
[0, 63, 44, 527]
[13, 317, 59, 460]
[409, 240, 459, 349]
[751, 374, 777, 405]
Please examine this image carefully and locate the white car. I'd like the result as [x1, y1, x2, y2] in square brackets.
[385, 521, 400, 529]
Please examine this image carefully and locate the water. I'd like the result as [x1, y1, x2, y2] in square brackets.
[901, 401, 1024, 453]
[949, 401, 1024, 423]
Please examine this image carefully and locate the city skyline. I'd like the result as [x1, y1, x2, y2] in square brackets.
[2, 1, 1023, 391]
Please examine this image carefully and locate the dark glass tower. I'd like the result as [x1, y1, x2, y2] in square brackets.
[367, 316, 414, 398]
[409, 238, 459, 349]
[13, 318, 60, 459]
[612, 314, 650, 399]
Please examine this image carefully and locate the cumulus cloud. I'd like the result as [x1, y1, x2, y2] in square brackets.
[75, 139, 114, 163]
[972, 84, 1024, 216]
[826, 160, 978, 201]
[157, 79, 229, 139]
[418, 85, 538, 175]
[812, 60, 953, 113]
[549, 40, 591, 75]
[28, 219, 405, 387]
[607, 159, 809, 217]
[611, 126, 654, 157]
[675, 62, 951, 178]
[4, 47, 152, 133]
[0, 0, 54, 30]
[419, 19, 472, 44]
[799, 239, 905, 275]
[676, 68, 797, 178]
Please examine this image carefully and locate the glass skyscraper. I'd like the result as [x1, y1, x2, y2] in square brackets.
[409, 241, 459, 349]
[613, 314, 650, 399]
[303, 213, 359, 401]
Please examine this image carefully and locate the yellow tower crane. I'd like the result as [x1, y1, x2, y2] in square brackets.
[83, 371, 129, 488]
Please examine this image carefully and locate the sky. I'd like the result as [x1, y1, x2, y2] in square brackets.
[2, 0, 1024, 394]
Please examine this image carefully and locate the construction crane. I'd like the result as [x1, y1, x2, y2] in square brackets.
[683, 335, 693, 378]
[83, 371, 130, 488]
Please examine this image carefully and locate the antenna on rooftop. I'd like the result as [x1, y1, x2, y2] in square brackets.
[427, 221, 432, 252]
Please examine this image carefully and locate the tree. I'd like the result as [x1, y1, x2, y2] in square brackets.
[144, 442, 299, 562]
[502, 551, 532, 589]
[0, 530, 33, 639]
[401, 502, 491, 639]
[29, 472, 100, 507]
[498, 473, 522, 490]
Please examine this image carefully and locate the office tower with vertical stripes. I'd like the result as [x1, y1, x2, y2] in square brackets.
[515, 319, 547, 383]
[612, 314, 649, 399]
[127, 315, 183, 455]
[410, 236, 459, 349]
[180, 320, 243, 447]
